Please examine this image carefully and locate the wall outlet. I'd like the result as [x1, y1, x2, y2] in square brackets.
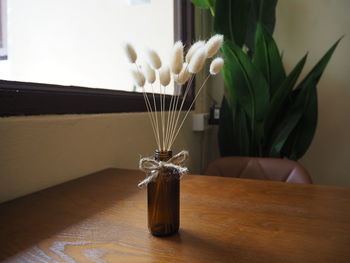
[192, 113, 209, 132]
[208, 105, 220, 125]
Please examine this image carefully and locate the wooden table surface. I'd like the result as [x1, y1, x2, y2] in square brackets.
[1, 169, 350, 263]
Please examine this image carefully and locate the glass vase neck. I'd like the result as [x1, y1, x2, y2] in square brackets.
[154, 150, 173, 161]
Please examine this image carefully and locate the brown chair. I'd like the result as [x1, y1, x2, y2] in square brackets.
[204, 157, 312, 184]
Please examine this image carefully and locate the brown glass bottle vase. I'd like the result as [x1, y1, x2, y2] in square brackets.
[147, 150, 180, 236]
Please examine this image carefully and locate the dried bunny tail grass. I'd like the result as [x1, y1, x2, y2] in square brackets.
[130, 68, 145, 87]
[210, 57, 224, 75]
[122, 42, 137, 63]
[145, 48, 162, 70]
[174, 63, 191, 84]
[170, 41, 184, 74]
[185, 40, 205, 63]
[188, 47, 207, 74]
[143, 62, 156, 84]
[205, 34, 224, 58]
[159, 65, 171, 86]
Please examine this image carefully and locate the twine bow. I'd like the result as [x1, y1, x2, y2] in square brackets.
[138, 150, 189, 188]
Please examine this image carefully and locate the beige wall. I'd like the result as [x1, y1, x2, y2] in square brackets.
[0, 113, 201, 202]
[274, 0, 350, 186]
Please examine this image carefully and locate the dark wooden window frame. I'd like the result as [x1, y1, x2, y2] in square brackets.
[0, 1, 194, 117]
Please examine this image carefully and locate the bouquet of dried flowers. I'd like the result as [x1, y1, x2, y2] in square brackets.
[122, 35, 224, 153]
[122, 35, 224, 236]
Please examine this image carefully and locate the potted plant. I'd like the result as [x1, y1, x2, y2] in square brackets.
[191, 0, 341, 160]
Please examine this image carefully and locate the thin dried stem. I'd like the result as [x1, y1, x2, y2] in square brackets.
[151, 84, 161, 150]
[166, 85, 181, 150]
[167, 63, 192, 150]
[165, 74, 181, 150]
[164, 90, 175, 150]
[162, 85, 166, 150]
[141, 88, 159, 149]
[167, 75, 195, 150]
[134, 63, 160, 149]
[142, 89, 160, 149]
[158, 71, 164, 151]
[168, 74, 211, 149]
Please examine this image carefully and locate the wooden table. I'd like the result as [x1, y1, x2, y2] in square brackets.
[1, 169, 350, 263]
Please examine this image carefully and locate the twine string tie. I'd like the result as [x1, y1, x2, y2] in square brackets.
[138, 150, 188, 188]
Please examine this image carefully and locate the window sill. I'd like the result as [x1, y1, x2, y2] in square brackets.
[0, 79, 194, 117]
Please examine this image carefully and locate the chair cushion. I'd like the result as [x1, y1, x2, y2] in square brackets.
[204, 157, 312, 184]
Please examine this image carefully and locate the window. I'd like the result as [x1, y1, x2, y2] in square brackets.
[0, 0, 7, 60]
[0, 1, 194, 116]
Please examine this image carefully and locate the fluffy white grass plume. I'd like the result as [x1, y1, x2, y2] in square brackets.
[159, 66, 171, 86]
[146, 48, 162, 69]
[143, 62, 156, 84]
[188, 47, 207, 74]
[123, 34, 226, 152]
[130, 68, 145, 87]
[210, 57, 224, 75]
[174, 63, 191, 84]
[170, 41, 184, 74]
[205, 34, 224, 58]
[185, 40, 205, 63]
[122, 42, 137, 63]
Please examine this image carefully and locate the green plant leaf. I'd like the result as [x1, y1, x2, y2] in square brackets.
[190, 0, 210, 8]
[265, 54, 307, 135]
[221, 40, 270, 122]
[190, 0, 216, 15]
[221, 50, 237, 107]
[208, 0, 216, 15]
[292, 87, 318, 160]
[282, 87, 317, 160]
[214, 0, 277, 51]
[214, 0, 252, 45]
[218, 97, 250, 156]
[271, 54, 307, 111]
[269, 112, 302, 157]
[283, 38, 342, 159]
[253, 23, 286, 95]
[234, 103, 251, 155]
[297, 38, 342, 93]
[218, 97, 236, 156]
[245, 0, 278, 53]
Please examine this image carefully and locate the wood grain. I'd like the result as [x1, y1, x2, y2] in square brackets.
[1, 168, 350, 262]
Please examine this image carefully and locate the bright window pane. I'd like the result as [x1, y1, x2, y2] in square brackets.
[0, 0, 174, 94]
